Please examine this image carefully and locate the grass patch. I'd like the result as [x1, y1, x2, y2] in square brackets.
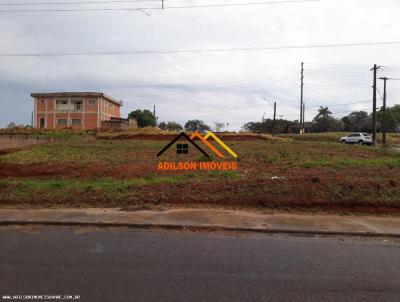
[19, 175, 191, 189]
[0, 176, 193, 204]
[1, 133, 400, 212]
[0, 139, 165, 164]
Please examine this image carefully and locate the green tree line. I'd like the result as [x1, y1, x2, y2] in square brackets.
[242, 104, 400, 134]
[127, 105, 400, 134]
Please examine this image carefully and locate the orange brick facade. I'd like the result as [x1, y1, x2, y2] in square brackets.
[32, 93, 122, 130]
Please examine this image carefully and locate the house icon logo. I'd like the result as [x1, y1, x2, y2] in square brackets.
[156, 131, 238, 172]
[157, 131, 238, 160]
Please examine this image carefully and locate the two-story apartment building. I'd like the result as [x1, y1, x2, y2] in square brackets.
[31, 92, 123, 129]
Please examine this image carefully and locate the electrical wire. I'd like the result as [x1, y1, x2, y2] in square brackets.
[1, 41, 399, 57]
[0, 0, 157, 5]
[0, 0, 322, 12]
[305, 100, 371, 108]
[0, 0, 160, 6]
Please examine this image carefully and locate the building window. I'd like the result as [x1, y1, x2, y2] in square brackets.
[56, 99, 69, 111]
[71, 119, 81, 125]
[56, 99, 83, 112]
[56, 99, 68, 105]
[57, 119, 67, 126]
[176, 144, 189, 154]
[88, 99, 96, 105]
[71, 99, 83, 111]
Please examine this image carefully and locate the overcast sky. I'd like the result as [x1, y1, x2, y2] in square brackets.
[0, 0, 399, 130]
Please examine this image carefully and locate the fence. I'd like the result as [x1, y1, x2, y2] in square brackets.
[0, 134, 48, 151]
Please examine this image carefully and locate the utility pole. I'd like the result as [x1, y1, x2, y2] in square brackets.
[153, 105, 157, 127]
[302, 102, 305, 131]
[379, 77, 389, 146]
[370, 64, 381, 146]
[161, 0, 164, 9]
[300, 62, 304, 134]
[272, 101, 277, 136]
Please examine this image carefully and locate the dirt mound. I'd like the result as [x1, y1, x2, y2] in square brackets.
[97, 134, 177, 141]
[96, 133, 275, 141]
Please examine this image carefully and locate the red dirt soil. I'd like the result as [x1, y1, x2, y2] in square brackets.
[1, 161, 400, 215]
[1, 139, 400, 215]
[132, 175, 400, 215]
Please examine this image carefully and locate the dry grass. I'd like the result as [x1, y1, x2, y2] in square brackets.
[96, 129, 287, 141]
[0, 127, 287, 142]
[95, 127, 178, 139]
[227, 132, 287, 141]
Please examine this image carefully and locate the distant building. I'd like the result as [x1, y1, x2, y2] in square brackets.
[31, 92, 123, 129]
[101, 117, 138, 130]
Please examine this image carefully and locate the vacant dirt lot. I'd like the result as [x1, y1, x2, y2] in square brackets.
[0, 133, 399, 214]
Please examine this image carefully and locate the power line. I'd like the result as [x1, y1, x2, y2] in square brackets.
[305, 62, 370, 68]
[289, 107, 372, 114]
[305, 100, 371, 108]
[376, 87, 383, 101]
[1, 41, 400, 57]
[0, 0, 157, 5]
[301, 107, 371, 114]
[0, 0, 322, 12]
[265, 107, 372, 118]
[255, 99, 374, 111]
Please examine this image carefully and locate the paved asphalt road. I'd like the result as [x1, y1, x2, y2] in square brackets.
[0, 227, 400, 302]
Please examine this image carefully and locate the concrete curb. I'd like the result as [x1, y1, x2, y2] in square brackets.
[1, 220, 399, 238]
[2, 208, 400, 238]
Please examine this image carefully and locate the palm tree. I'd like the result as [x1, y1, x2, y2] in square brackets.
[315, 106, 332, 119]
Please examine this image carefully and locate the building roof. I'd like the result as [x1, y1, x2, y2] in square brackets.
[30, 92, 123, 106]
[157, 132, 210, 158]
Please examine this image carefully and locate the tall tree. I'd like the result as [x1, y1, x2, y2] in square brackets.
[166, 121, 183, 131]
[241, 119, 297, 134]
[315, 106, 332, 119]
[377, 106, 399, 133]
[159, 121, 183, 131]
[7, 122, 16, 128]
[158, 122, 167, 130]
[341, 111, 371, 132]
[214, 122, 225, 132]
[128, 110, 156, 128]
[184, 120, 211, 132]
[312, 107, 342, 132]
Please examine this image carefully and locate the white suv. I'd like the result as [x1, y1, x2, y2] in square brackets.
[340, 133, 372, 145]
